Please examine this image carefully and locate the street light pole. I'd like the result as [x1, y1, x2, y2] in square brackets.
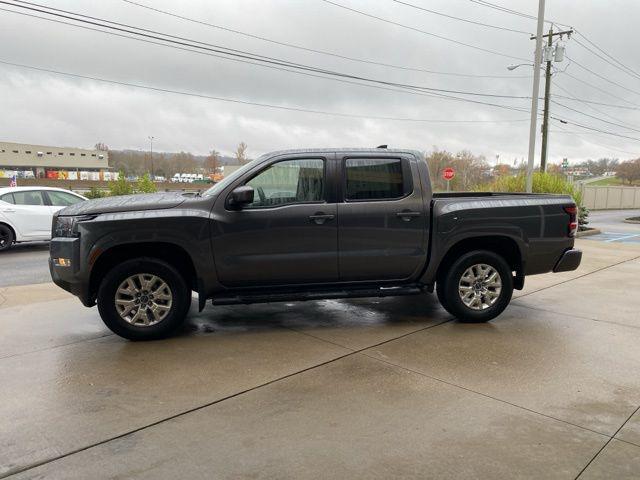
[148, 136, 154, 178]
[526, 0, 546, 193]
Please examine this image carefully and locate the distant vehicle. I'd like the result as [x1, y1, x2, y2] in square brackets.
[50, 148, 581, 340]
[0, 186, 86, 251]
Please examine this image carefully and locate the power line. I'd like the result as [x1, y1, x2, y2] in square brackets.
[319, 0, 529, 61]
[574, 30, 640, 81]
[551, 81, 640, 131]
[550, 116, 640, 143]
[552, 94, 640, 111]
[0, 59, 531, 124]
[2, 1, 533, 101]
[558, 70, 640, 108]
[0, 8, 536, 119]
[551, 99, 640, 135]
[389, 0, 530, 34]
[466, 0, 572, 29]
[572, 36, 640, 83]
[553, 125, 638, 156]
[1, 3, 541, 125]
[121, 0, 531, 79]
[566, 55, 640, 98]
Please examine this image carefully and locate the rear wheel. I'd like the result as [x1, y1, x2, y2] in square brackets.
[0, 224, 14, 252]
[438, 250, 513, 323]
[97, 258, 191, 340]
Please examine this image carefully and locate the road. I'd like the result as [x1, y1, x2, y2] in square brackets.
[584, 209, 640, 243]
[0, 242, 50, 287]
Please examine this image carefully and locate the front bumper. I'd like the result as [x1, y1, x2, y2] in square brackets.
[553, 248, 582, 273]
[49, 237, 94, 306]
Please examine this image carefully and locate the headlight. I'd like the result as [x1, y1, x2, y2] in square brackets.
[53, 215, 96, 238]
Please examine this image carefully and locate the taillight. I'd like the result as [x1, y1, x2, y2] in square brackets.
[564, 205, 578, 237]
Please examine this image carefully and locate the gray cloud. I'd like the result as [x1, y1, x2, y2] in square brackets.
[1, 0, 639, 163]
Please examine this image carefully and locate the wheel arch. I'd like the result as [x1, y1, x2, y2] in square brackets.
[0, 221, 17, 243]
[434, 236, 525, 290]
[89, 242, 198, 302]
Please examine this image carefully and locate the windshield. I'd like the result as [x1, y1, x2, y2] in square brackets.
[202, 158, 262, 197]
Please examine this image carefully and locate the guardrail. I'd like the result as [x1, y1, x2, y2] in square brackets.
[581, 185, 640, 210]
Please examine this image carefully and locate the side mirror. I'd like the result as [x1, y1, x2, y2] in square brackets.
[229, 185, 254, 208]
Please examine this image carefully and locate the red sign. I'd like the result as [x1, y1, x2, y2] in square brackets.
[442, 167, 455, 181]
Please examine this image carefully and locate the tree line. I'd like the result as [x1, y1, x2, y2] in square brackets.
[104, 142, 250, 177]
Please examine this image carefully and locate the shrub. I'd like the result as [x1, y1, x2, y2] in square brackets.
[85, 186, 107, 199]
[108, 170, 134, 196]
[479, 172, 589, 230]
[136, 174, 157, 193]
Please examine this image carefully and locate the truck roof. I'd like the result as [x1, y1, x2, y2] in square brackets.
[260, 148, 423, 158]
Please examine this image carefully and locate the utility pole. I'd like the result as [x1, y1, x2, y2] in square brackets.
[148, 136, 154, 178]
[534, 27, 573, 173]
[540, 27, 553, 173]
[526, 0, 546, 193]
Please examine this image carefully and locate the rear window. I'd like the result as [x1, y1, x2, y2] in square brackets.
[345, 158, 405, 200]
[0, 193, 15, 204]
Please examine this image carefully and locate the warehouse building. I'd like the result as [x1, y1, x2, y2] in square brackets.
[0, 141, 111, 180]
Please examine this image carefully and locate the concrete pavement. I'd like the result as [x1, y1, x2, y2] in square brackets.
[1, 239, 639, 479]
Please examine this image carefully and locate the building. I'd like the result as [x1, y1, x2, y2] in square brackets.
[0, 141, 111, 180]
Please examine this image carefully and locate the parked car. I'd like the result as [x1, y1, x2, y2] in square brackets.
[0, 186, 86, 251]
[49, 148, 582, 340]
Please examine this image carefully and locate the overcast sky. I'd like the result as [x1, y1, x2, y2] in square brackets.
[1, 0, 639, 164]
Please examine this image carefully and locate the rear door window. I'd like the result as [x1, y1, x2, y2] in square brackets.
[12, 191, 46, 206]
[345, 158, 406, 200]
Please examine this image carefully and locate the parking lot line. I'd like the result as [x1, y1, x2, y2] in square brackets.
[604, 233, 640, 243]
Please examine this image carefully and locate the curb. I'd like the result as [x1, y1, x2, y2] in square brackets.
[576, 228, 602, 237]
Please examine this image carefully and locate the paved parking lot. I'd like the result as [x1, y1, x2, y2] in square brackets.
[1, 238, 640, 479]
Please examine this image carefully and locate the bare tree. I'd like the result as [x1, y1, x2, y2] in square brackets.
[205, 150, 220, 173]
[235, 142, 248, 165]
[616, 159, 640, 185]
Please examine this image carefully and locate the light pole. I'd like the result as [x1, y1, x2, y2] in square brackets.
[526, 0, 546, 193]
[148, 136, 154, 178]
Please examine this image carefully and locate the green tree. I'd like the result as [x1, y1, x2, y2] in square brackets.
[136, 173, 158, 193]
[108, 170, 134, 196]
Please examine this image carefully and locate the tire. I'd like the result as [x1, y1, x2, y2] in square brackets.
[439, 250, 513, 323]
[97, 257, 191, 340]
[0, 224, 14, 252]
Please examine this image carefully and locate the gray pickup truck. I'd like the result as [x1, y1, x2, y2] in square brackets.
[50, 148, 582, 340]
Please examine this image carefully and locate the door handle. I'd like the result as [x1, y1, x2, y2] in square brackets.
[396, 211, 421, 221]
[1, 208, 16, 213]
[309, 213, 335, 225]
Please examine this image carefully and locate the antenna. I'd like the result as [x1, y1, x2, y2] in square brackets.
[376, 144, 388, 149]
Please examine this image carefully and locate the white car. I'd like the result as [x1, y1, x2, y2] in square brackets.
[0, 186, 87, 251]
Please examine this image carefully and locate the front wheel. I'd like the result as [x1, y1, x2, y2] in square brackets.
[97, 258, 191, 340]
[437, 250, 513, 323]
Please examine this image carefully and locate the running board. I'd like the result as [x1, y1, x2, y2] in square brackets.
[211, 285, 424, 306]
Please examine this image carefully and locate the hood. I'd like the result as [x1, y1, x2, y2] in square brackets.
[58, 192, 187, 216]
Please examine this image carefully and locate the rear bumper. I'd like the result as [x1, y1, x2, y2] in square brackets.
[49, 238, 94, 306]
[553, 248, 582, 273]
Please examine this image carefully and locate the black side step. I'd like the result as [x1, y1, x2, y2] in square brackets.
[211, 285, 424, 306]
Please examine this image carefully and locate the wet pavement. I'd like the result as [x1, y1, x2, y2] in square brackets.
[1, 239, 640, 479]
